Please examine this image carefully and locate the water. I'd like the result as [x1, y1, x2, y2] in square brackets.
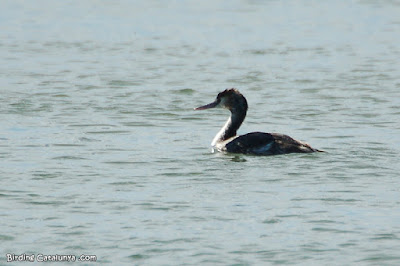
[1, 0, 400, 264]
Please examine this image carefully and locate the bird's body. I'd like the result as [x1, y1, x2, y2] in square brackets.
[195, 88, 321, 156]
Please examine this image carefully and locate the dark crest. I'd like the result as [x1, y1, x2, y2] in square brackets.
[217, 88, 241, 99]
[216, 88, 247, 112]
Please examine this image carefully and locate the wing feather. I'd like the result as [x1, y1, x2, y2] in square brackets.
[224, 132, 316, 155]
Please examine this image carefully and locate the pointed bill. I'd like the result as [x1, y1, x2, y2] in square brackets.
[194, 100, 219, 110]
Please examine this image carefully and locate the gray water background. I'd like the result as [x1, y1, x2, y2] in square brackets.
[1, 0, 400, 265]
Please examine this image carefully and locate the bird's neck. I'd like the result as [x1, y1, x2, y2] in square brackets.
[211, 108, 246, 146]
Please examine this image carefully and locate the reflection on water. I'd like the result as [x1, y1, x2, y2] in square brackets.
[1, 0, 400, 264]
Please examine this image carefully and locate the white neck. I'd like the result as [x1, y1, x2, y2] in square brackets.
[211, 116, 232, 146]
[211, 111, 245, 147]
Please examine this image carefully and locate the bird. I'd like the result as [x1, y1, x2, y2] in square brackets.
[194, 88, 322, 155]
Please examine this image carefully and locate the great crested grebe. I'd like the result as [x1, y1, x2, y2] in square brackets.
[195, 88, 322, 155]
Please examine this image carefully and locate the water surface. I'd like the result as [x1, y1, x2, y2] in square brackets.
[1, 0, 400, 264]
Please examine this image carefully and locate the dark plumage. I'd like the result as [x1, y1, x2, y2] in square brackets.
[195, 88, 322, 156]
